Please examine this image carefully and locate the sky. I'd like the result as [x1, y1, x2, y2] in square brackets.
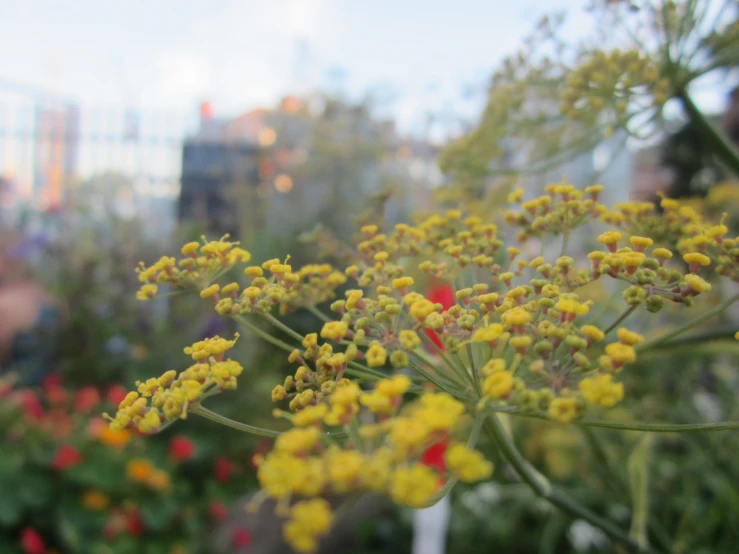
[0, 0, 731, 138]
[0, 0, 589, 135]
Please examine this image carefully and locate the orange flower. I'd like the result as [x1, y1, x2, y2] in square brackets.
[99, 427, 132, 449]
[127, 459, 155, 482]
[82, 490, 110, 510]
[147, 469, 171, 491]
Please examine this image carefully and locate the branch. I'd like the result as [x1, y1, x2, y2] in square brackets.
[486, 405, 739, 433]
[484, 414, 653, 552]
[677, 90, 739, 176]
[636, 293, 739, 353]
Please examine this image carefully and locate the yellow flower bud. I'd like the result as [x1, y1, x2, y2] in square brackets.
[200, 284, 220, 298]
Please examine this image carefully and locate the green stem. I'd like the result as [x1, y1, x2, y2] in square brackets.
[192, 404, 350, 439]
[677, 90, 739, 176]
[306, 305, 331, 323]
[559, 232, 570, 257]
[261, 312, 305, 343]
[636, 293, 739, 353]
[344, 367, 382, 382]
[233, 314, 298, 353]
[603, 304, 639, 336]
[574, 419, 739, 433]
[486, 405, 739, 432]
[347, 361, 390, 380]
[484, 414, 649, 552]
[466, 343, 482, 395]
[419, 332, 472, 389]
[582, 427, 627, 492]
[581, 429, 675, 552]
[408, 349, 471, 392]
[191, 405, 281, 437]
[237, 314, 387, 380]
[406, 357, 466, 397]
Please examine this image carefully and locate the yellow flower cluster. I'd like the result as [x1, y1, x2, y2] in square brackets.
[559, 48, 669, 124]
[588, 229, 717, 310]
[258, 372, 491, 551]
[504, 177, 606, 241]
[278, 263, 348, 313]
[602, 197, 701, 246]
[104, 335, 242, 432]
[678, 216, 738, 284]
[135, 235, 250, 301]
[282, 499, 334, 553]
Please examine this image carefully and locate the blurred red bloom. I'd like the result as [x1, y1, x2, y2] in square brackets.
[420, 439, 448, 474]
[233, 527, 252, 549]
[425, 282, 455, 351]
[209, 501, 229, 521]
[52, 444, 83, 470]
[21, 527, 45, 554]
[169, 435, 196, 461]
[103, 510, 123, 540]
[106, 385, 128, 407]
[42, 374, 62, 390]
[74, 387, 101, 413]
[16, 390, 44, 421]
[126, 509, 144, 536]
[45, 385, 67, 406]
[214, 457, 234, 483]
[0, 381, 13, 399]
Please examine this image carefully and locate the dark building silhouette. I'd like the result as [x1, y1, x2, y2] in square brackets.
[178, 139, 261, 235]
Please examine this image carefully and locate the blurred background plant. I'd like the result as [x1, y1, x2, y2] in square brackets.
[0, 373, 261, 554]
[439, 0, 738, 207]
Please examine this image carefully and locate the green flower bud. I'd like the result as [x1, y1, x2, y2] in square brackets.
[390, 350, 408, 368]
[645, 295, 664, 313]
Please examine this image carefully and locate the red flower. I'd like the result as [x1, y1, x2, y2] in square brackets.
[21, 527, 45, 554]
[16, 391, 44, 421]
[103, 510, 124, 540]
[52, 444, 83, 470]
[0, 381, 13, 399]
[214, 457, 234, 483]
[209, 501, 229, 521]
[233, 527, 252, 549]
[74, 387, 101, 413]
[126, 509, 144, 536]
[106, 385, 128, 407]
[42, 374, 63, 391]
[421, 439, 448, 474]
[169, 435, 196, 462]
[424, 282, 455, 351]
[45, 385, 67, 406]
[41, 375, 66, 405]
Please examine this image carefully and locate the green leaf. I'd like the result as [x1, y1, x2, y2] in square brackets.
[0, 539, 22, 554]
[139, 495, 178, 531]
[18, 472, 53, 509]
[65, 461, 123, 491]
[0, 480, 22, 526]
[627, 434, 652, 550]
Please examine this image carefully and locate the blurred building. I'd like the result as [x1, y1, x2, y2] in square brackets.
[179, 137, 261, 236]
[0, 81, 80, 213]
[32, 103, 80, 208]
[177, 95, 442, 239]
[1, 79, 190, 233]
